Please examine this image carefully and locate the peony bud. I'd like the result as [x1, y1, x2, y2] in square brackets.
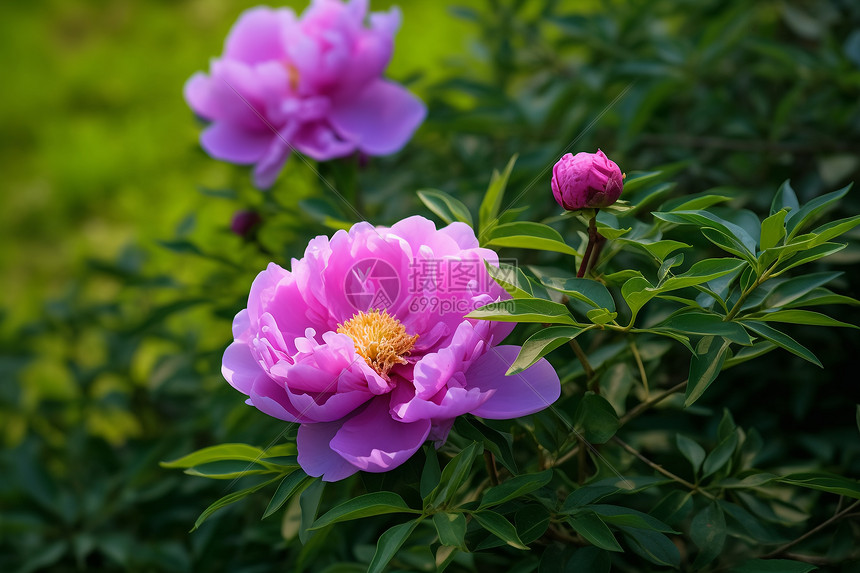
[551, 149, 624, 210]
[230, 209, 262, 238]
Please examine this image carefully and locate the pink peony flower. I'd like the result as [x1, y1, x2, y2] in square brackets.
[551, 149, 624, 210]
[185, 0, 426, 189]
[222, 216, 561, 481]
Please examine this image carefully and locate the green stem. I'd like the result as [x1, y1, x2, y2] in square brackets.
[612, 436, 716, 500]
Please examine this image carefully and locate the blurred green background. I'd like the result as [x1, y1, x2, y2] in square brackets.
[2, 0, 859, 571]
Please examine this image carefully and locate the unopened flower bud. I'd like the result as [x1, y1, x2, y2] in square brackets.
[551, 149, 624, 210]
[230, 209, 262, 238]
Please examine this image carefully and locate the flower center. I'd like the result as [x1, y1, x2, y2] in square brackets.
[337, 309, 418, 378]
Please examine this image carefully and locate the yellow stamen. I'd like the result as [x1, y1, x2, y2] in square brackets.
[337, 309, 418, 378]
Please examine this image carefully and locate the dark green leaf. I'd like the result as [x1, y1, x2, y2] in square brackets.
[298, 478, 325, 544]
[368, 518, 422, 573]
[690, 502, 726, 567]
[485, 261, 534, 299]
[702, 431, 739, 479]
[685, 336, 732, 406]
[777, 472, 860, 500]
[770, 180, 800, 216]
[658, 312, 752, 345]
[620, 527, 680, 568]
[786, 183, 852, 239]
[574, 392, 620, 444]
[192, 475, 282, 531]
[486, 222, 579, 256]
[474, 510, 529, 549]
[263, 472, 311, 519]
[742, 321, 822, 367]
[479, 470, 553, 509]
[429, 442, 483, 507]
[750, 309, 857, 329]
[433, 512, 467, 549]
[311, 492, 418, 529]
[479, 155, 517, 234]
[162, 444, 267, 468]
[516, 504, 551, 544]
[565, 546, 610, 573]
[508, 326, 588, 375]
[467, 298, 576, 325]
[589, 504, 678, 533]
[539, 277, 616, 311]
[567, 511, 622, 551]
[676, 434, 706, 476]
[759, 209, 787, 251]
[417, 189, 473, 226]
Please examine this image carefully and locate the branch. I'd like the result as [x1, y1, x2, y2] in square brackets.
[612, 436, 715, 500]
[762, 499, 860, 558]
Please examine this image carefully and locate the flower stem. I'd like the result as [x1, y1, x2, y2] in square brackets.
[577, 214, 601, 278]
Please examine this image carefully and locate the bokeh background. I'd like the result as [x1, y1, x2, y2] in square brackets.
[2, 0, 860, 571]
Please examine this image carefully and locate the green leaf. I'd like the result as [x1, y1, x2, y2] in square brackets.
[777, 472, 860, 500]
[691, 502, 726, 567]
[783, 287, 860, 309]
[368, 518, 422, 573]
[774, 242, 847, 274]
[809, 214, 860, 245]
[586, 308, 617, 324]
[701, 227, 759, 265]
[676, 435, 707, 476]
[759, 209, 788, 251]
[574, 392, 620, 444]
[742, 321, 822, 367]
[453, 418, 517, 474]
[731, 559, 817, 573]
[429, 442, 483, 507]
[770, 180, 800, 216]
[421, 447, 441, 499]
[567, 511, 622, 551]
[857, 405, 860, 436]
[192, 475, 282, 531]
[621, 170, 664, 194]
[563, 477, 669, 509]
[750, 309, 857, 328]
[417, 189, 473, 226]
[786, 183, 852, 239]
[486, 222, 579, 256]
[763, 271, 843, 308]
[589, 504, 678, 533]
[474, 510, 529, 550]
[665, 192, 733, 212]
[433, 512, 467, 549]
[685, 336, 732, 406]
[539, 277, 616, 311]
[263, 472, 311, 519]
[657, 312, 752, 345]
[621, 276, 656, 321]
[162, 444, 267, 468]
[479, 155, 517, 234]
[311, 492, 418, 530]
[653, 209, 758, 254]
[479, 470, 553, 509]
[508, 326, 587, 375]
[467, 298, 576, 325]
[182, 460, 277, 480]
[485, 261, 533, 299]
[657, 253, 684, 283]
[515, 505, 551, 544]
[298, 478, 325, 544]
[620, 527, 681, 568]
[702, 431, 739, 479]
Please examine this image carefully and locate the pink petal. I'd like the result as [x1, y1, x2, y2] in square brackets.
[329, 396, 431, 473]
[297, 421, 361, 482]
[248, 374, 313, 423]
[184, 72, 216, 119]
[466, 346, 561, 419]
[222, 341, 262, 395]
[329, 79, 425, 156]
[224, 7, 293, 64]
[253, 138, 291, 189]
[200, 122, 273, 164]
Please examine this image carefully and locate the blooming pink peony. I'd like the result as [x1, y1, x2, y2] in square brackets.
[185, 0, 426, 189]
[222, 216, 561, 481]
[551, 149, 624, 210]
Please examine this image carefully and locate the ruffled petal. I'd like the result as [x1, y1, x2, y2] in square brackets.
[253, 138, 291, 189]
[224, 7, 293, 64]
[200, 122, 273, 164]
[329, 79, 425, 156]
[222, 341, 262, 395]
[184, 72, 216, 119]
[297, 421, 361, 482]
[466, 346, 561, 419]
[329, 397, 431, 473]
[247, 373, 311, 423]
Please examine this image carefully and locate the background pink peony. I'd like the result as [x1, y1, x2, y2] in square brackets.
[185, 0, 426, 188]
